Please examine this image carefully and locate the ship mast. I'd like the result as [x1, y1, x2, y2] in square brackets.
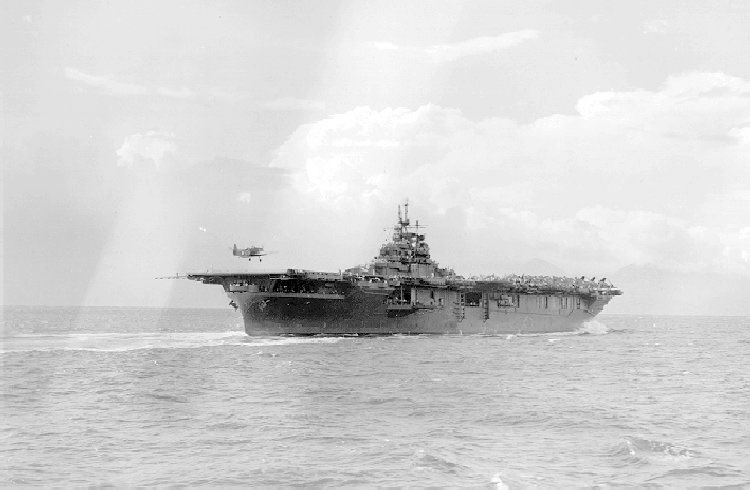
[373, 200, 437, 278]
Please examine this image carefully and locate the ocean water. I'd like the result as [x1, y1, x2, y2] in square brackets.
[1, 307, 749, 487]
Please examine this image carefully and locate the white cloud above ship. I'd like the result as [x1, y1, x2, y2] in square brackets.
[269, 72, 750, 275]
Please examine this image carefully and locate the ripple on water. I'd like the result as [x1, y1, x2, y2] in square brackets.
[2, 309, 750, 487]
[612, 436, 700, 464]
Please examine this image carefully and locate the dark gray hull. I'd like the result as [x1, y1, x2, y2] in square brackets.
[229, 288, 612, 335]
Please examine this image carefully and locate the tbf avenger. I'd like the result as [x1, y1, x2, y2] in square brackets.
[232, 244, 268, 261]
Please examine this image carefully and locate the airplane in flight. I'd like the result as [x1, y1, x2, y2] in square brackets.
[232, 244, 269, 261]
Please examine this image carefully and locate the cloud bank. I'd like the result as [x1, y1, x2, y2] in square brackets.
[269, 72, 750, 275]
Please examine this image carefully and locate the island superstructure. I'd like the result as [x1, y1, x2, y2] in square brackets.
[187, 202, 622, 335]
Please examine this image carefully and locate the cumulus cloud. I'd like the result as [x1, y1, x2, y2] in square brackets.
[729, 126, 750, 145]
[269, 72, 750, 274]
[116, 131, 177, 171]
[575, 72, 750, 141]
[371, 30, 539, 62]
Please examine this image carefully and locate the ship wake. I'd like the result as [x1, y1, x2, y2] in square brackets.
[1, 331, 344, 353]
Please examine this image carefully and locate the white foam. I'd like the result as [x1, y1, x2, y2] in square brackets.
[0, 331, 344, 353]
[490, 473, 509, 490]
[578, 319, 610, 335]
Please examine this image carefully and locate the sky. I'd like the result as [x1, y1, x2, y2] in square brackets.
[2, 0, 749, 313]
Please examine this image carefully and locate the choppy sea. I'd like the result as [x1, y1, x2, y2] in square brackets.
[1, 306, 749, 487]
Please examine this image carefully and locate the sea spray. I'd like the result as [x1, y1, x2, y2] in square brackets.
[579, 319, 610, 335]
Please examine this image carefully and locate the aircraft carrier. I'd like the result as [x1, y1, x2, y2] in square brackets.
[187, 203, 622, 335]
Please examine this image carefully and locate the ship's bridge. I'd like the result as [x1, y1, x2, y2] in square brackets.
[372, 202, 445, 279]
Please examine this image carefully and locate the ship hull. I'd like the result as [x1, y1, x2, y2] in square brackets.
[229, 289, 610, 335]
